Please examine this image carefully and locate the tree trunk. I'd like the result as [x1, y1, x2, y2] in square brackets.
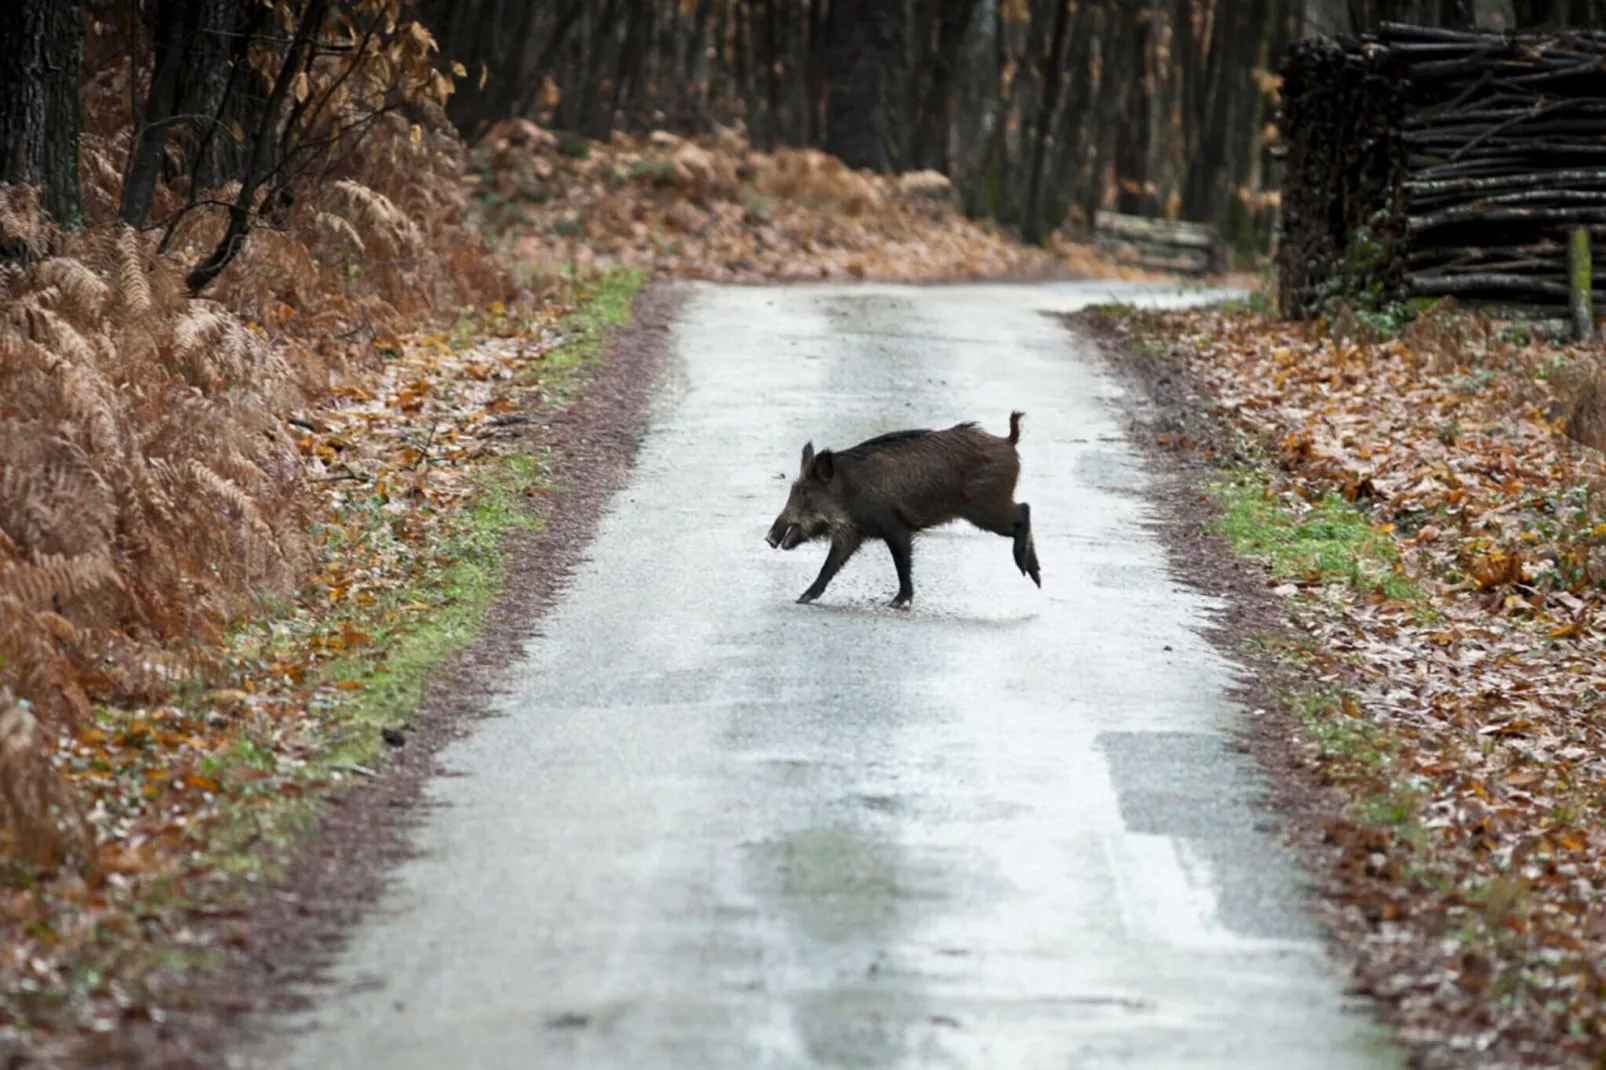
[517, 1, 585, 118]
[1021, 0, 1074, 243]
[1045, 0, 1099, 232]
[186, 0, 330, 294]
[804, 0, 830, 144]
[1115, 5, 1155, 215]
[122, 0, 214, 227]
[1567, 225, 1594, 340]
[471, 0, 541, 130]
[1086, 3, 1137, 227]
[768, 0, 790, 146]
[1182, 0, 1269, 229]
[0, 0, 83, 234]
[824, 0, 907, 172]
[909, 0, 982, 172]
[174, 0, 260, 196]
[611, 0, 650, 134]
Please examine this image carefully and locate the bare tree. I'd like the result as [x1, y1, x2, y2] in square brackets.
[0, 0, 83, 237]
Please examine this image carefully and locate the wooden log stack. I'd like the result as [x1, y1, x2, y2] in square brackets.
[1278, 23, 1606, 321]
[1277, 35, 1408, 319]
[1093, 210, 1222, 275]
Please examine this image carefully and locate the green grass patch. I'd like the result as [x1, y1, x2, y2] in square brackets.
[208, 269, 646, 871]
[629, 159, 675, 185]
[200, 437, 551, 877]
[552, 268, 643, 367]
[320, 452, 543, 764]
[1270, 669, 1426, 855]
[1211, 469, 1419, 602]
[1215, 467, 1428, 850]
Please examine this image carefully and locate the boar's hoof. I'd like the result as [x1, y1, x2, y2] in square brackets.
[889, 594, 912, 610]
[796, 590, 819, 605]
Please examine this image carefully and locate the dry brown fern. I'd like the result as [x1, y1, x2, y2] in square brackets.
[0, 688, 91, 869]
[113, 225, 153, 317]
[0, 195, 317, 864]
[331, 179, 425, 258]
[0, 186, 48, 260]
[0, 551, 122, 610]
[0, 21, 515, 872]
[35, 256, 112, 318]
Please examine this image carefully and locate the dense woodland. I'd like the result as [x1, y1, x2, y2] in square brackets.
[0, 0, 1293, 272]
[10, 1, 1606, 279]
[418, 0, 1300, 247]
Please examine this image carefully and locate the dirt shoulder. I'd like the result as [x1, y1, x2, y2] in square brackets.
[32, 282, 687, 1070]
[1061, 309, 1381, 947]
[1063, 311, 1483, 1070]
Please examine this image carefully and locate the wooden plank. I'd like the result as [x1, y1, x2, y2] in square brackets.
[1094, 237, 1214, 275]
[1094, 210, 1218, 250]
[1569, 225, 1595, 341]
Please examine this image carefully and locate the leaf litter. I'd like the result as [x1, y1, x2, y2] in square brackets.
[0, 288, 595, 1052]
[1097, 300, 1606, 1067]
[469, 118, 1165, 284]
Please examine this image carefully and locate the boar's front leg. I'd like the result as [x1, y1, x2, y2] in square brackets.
[885, 530, 914, 609]
[797, 534, 861, 604]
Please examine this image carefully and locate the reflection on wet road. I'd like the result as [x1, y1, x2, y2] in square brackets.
[276, 282, 1399, 1069]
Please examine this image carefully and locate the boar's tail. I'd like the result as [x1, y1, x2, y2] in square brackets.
[1008, 410, 1024, 446]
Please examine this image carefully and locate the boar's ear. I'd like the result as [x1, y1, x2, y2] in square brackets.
[800, 442, 815, 470]
[812, 449, 835, 483]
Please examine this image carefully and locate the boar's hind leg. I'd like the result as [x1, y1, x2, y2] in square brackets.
[797, 535, 861, 605]
[966, 500, 1041, 588]
[1012, 503, 1041, 588]
[884, 530, 915, 609]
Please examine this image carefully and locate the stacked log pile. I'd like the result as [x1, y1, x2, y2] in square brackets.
[1092, 210, 1222, 275]
[1279, 24, 1606, 320]
[1278, 36, 1407, 319]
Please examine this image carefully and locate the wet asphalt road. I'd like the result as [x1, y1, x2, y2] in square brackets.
[277, 282, 1398, 1069]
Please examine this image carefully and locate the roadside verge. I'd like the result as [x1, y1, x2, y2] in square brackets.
[1064, 303, 1606, 1069]
[10, 277, 684, 1070]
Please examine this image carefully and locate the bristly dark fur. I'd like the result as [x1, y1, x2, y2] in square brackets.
[836, 428, 931, 458]
[837, 423, 979, 461]
[765, 410, 1040, 608]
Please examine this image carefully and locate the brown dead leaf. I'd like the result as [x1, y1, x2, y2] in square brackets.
[1109, 302, 1606, 1063]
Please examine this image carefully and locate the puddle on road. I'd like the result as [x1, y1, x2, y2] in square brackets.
[788, 987, 947, 1069]
[1097, 731, 1317, 944]
[742, 822, 964, 1068]
[744, 825, 917, 945]
[820, 293, 920, 324]
[1083, 561, 1168, 593]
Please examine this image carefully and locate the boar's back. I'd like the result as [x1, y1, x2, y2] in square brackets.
[837, 423, 978, 461]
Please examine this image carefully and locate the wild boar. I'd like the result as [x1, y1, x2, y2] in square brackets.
[765, 411, 1041, 608]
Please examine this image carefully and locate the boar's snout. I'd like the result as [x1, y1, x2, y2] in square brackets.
[766, 517, 803, 550]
